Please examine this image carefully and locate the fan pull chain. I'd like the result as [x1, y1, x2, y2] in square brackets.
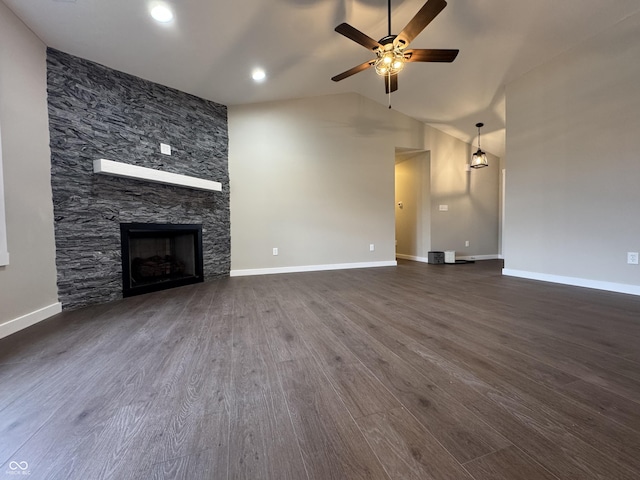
[388, 71, 392, 109]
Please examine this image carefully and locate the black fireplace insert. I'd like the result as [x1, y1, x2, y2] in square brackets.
[120, 223, 204, 297]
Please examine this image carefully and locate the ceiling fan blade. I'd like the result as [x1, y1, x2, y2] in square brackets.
[384, 74, 398, 94]
[335, 23, 383, 51]
[331, 60, 376, 82]
[394, 0, 447, 48]
[405, 48, 459, 63]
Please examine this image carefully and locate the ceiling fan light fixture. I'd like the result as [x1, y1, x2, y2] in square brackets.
[331, 0, 458, 94]
[374, 49, 405, 76]
[470, 122, 489, 169]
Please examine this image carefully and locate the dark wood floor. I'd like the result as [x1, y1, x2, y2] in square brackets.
[2, 259, 640, 479]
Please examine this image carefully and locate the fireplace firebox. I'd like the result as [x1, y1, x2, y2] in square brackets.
[120, 223, 204, 297]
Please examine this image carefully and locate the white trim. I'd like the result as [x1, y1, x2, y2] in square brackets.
[500, 168, 506, 259]
[0, 123, 8, 266]
[93, 159, 222, 192]
[458, 254, 500, 261]
[396, 254, 429, 263]
[502, 269, 640, 296]
[230, 260, 397, 277]
[397, 253, 500, 263]
[0, 302, 62, 339]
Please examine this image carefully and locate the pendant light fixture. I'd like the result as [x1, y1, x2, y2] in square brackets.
[470, 122, 489, 169]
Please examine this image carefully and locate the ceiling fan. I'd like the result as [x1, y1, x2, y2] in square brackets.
[331, 0, 458, 96]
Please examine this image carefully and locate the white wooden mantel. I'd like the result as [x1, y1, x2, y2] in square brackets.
[93, 159, 222, 192]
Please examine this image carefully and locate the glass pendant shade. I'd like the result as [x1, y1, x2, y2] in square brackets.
[470, 122, 489, 169]
[471, 149, 488, 168]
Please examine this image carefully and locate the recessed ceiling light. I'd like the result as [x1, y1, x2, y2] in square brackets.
[252, 69, 266, 82]
[150, 5, 174, 23]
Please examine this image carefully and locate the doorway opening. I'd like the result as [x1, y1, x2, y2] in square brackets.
[394, 148, 431, 262]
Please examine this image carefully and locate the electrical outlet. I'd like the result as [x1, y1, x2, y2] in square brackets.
[465, 240, 470, 247]
[628, 252, 639, 265]
[273, 247, 278, 256]
[160, 143, 171, 155]
[439, 205, 449, 211]
[370, 244, 375, 252]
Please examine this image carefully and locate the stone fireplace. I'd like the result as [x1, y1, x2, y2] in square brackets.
[46, 48, 230, 309]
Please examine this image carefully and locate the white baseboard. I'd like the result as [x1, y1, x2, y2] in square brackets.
[458, 254, 501, 261]
[0, 302, 62, 339]
[230, 260, 397, 277]
[396, 254, 429, 263]
[502, 269, 640, 296]
[397, 253, 500, 263]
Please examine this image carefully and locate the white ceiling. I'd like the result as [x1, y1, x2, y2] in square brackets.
[4, 0, 640, 157]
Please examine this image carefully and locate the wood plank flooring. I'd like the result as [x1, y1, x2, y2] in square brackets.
[1, 259, 640, 479]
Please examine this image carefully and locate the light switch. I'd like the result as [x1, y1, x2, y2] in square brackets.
[439, 205, 449, 211]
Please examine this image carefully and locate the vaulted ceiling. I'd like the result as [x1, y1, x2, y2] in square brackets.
[4, 0, 640, 157]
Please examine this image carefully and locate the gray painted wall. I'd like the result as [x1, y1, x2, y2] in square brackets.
[229, 94, 402, 271]
[229, 93, 500, 273]
[504, 11, 640, 288]
[0, 3, 59, 327]
[47, 49, 230, 309]
[426, 127, 500, 257]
